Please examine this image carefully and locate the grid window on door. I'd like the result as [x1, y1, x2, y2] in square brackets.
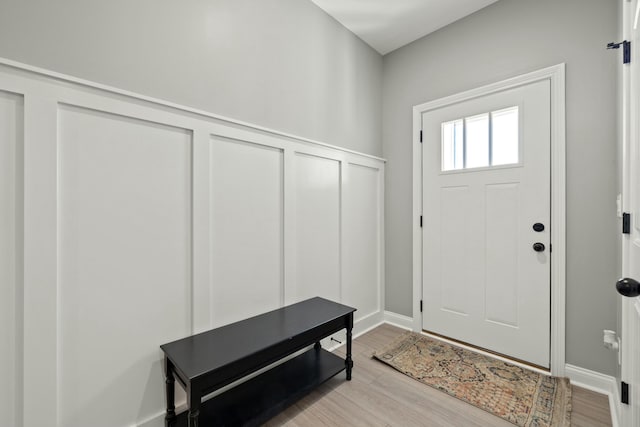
[441, 106, 519, 171]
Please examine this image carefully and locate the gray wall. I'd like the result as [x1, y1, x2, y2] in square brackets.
[0, 0, 383, 156]
[383, 0, 620, 375]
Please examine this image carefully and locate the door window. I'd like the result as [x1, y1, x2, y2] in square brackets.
[441, 106, 519, 171]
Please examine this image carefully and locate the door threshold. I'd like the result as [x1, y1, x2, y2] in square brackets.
[421, 329, 551, 375]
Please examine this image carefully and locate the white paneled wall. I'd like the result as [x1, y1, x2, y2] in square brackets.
[293, 153, 341, 303]
[0, 60, 385, 427]
[58, 106, 193, 427]
[210, 137, 285, 327]
[343, 164, 383, 322]
[0, 90, 22, 427]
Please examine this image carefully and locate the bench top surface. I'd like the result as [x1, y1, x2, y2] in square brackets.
[160, 297, 356, 380]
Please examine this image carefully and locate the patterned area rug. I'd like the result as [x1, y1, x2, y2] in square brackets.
[373, 331, 571, 427]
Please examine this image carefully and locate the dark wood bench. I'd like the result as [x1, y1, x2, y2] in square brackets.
[160, 297, 356, 426]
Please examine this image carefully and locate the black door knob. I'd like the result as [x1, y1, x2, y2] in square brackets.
[616, 278, 640, 297]
[533, 223, 545, 232]
[532, 242, 545, 252]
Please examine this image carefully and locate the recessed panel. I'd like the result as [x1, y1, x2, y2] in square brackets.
[484, 183, 519, 327]
[343, 164, 379, 320]
[294, 153, 341, 302]
[439, 186, 471, 315]
[0, 91, 23, 427]
[58, 106, 192, 427]
[210, 137, 283, 326]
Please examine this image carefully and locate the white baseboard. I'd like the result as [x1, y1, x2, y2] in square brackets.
[137, 411, 167, 427]
[355, 310, 386, 336]
[610, 379, 621, 427]
[326, 310, 385, 351]
[565, 364, 620, 427]
[383, 311, 413, 330]
[565, 363, 615, 395]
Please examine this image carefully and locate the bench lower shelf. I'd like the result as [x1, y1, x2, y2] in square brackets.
[171, 348, 346, 427]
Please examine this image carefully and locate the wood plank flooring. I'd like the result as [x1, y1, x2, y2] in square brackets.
[265, 324, 612, 427]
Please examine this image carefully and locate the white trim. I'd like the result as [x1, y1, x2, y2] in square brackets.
[383, 311, 414, 330]
[352, 311, 386, 339]
[565, 364, 620, 427]
[412, 64, 567, 376]
[612, 377, 622, 427]
[621, 3, 640, 427]
[0, 57, 385, 164]
[327, 313, 386, 352]
[412, 99, 424, 334]
[549, 64, 567, 378]
[566, 363, 617, 395]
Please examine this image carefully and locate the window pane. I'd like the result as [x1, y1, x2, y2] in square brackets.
[465, 113, 489, 168]
[491, 107, 519, 166]
[442, 119, 464, 171]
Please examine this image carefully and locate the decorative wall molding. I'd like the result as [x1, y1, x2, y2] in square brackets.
[0, 57, 385, 427]
[0, 57, 385, 162]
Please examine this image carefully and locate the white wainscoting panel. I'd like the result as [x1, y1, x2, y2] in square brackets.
[343, 163, 382, 321]
[292, 152, 341, 303]
[0, 90, 23, 427]
[438, 185, 471, 315]
[210, 136, 284, 327]
[485, 183, 520, 327]
[58, 106, 193, 427]
[0, 58, 385, 427]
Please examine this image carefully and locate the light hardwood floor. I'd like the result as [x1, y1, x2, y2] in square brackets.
[265, 324, 612, 427]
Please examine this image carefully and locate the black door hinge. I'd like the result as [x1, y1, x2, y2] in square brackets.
[622, 381, 629, 404]
[607, 40, 631, 64]
[420, 130, 423, 143]
[420, 300, 423, 313]
[420, 215, 423, 228]
[623, 212, 631, 234]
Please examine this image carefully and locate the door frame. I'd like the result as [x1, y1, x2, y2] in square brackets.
[411, 64, 566, 376]
[621, 0, 640, 425]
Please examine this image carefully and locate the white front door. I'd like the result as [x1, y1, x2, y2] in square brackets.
[421, 79, 551, 368]
[621, 0, 640, 425]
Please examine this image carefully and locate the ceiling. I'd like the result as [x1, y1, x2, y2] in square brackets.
[310, 0, 500, 55]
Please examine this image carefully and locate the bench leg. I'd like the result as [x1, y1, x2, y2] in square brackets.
[188, 409, 200, 427]
[164, 358, 176, 426]
[346, 313, 353, 380]
[187, 389, 201, 427]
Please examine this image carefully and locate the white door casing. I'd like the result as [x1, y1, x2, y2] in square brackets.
[412, 64, 566, 375]
[621, 0, 640, 425]
[421, 80, 551, 368]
